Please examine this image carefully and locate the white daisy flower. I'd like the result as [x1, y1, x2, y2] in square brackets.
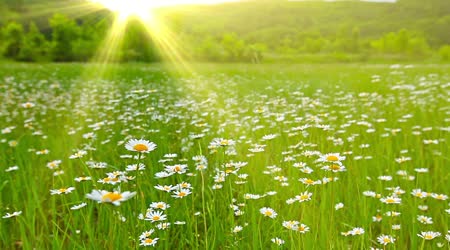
[86, 190, 136, 206]
[125, 139, 156, 153]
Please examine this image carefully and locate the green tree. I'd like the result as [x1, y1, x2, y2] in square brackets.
[221, 33, 246, 61]
[407, 37, 430, 56]
[18, 22, 48, 61]
[247, 43, 267, 63]
[1, 21, 24, 59]
[438, 45, 450, 61]
[72, 21, 105, 61]
[303, 37, 327, 53]
[196, 36, 224, 61]
[350, 27, 361, 53]
[122, 19, 159, 62]
[49, 14, 79, 61]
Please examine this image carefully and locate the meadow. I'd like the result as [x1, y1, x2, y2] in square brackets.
[0, 63, 449, 249]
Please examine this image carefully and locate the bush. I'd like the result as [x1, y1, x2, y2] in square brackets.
[438, 45, 450, 61]
[2, 21, 24, 59]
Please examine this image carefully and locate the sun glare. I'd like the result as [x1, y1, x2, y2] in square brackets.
[90, 0, 240, 18]
[90, 0, 150, 18]
[86, 0, 241, 75]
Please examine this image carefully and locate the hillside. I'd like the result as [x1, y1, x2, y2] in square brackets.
[0, 0, 449, 62]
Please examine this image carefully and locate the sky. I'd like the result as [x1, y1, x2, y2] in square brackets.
[315, 0, 397, 2]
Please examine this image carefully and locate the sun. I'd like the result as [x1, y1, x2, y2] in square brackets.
[90, 0, 154, 18]
[90, 0, 240, 18]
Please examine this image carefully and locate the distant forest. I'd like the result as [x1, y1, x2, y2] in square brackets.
[0, 0, 449, 62]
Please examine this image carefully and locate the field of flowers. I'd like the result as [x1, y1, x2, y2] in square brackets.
[0, 63, 449, 249]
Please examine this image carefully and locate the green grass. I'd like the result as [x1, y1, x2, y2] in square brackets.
[0, 63, 449, 249]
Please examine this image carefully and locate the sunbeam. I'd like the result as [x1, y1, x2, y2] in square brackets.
[14, 2, 104, 23]
[86, 14, 128, 78]
[138, 13, 193, 74]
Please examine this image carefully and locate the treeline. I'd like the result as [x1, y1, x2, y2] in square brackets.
[1, 0, 450, 62]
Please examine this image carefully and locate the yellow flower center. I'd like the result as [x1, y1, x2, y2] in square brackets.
[178, 192, 186, 197]
[424, 235, 433, 240]
[144, 238, 153, 244]
[59, 188, 67, 193]
[385, 198, 395, 203]
[152, 215, 160, 221]
[264, 211, 273, 216]
[157, 204, 164, 209]
[326, 155, 339, 161]
[305, 179, 314, 184]
[383, 238, 391, 243]
[299, 195, 309, 200]
[299, 226, 305, 231]
[174, 166, 181, 172]
[102, 192, 123, 202]
[330, 164, 341, 170]
[133, 143, 149, 152]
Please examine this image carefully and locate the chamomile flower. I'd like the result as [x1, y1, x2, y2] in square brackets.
[5, 166, 19, 172]
[297, 224, 310, 233]
[350, 227, 365, 235]
[149, 202, 170, 210]
[47, 160, 62, 169]
[282, 220, 300, 230]
[271, 237, 285, 245]
[318, 153, 345, 163]
[74, 176, 92, 182]
[69, 150, 87, 159]
[145, 210, 167, 223]
[50, 187, 75, 195]
[322, 164, 346, 172]
[299, 178, 321, 186]
[125, 163, 146, 172]
[380, 196, 401, 204]
[417, 215, 433, 224]
[209, 138, 235, 148]
[411, 189, 428, 198]
[125, 139, 156, 153]
[86, 190, 136, 206]
[172, 189, 192, 198]
[295, 191, 313, 202]
[260, 207, 277, 218]
[156, 223, 171, 230]
[2, 211, 22, 219]
[431, 193, 448, 200]
[165, 164, 188, 174]
[21, 102, 35, 108]
[377, 235, 396, 245]
[139, 229, 155, 240]
[232, 225, 243, 233]
[418, 231, 441, 240]
[70, 202, 87, 210]
[140, 237, 159, 247]
[335, 203, 344, 210]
